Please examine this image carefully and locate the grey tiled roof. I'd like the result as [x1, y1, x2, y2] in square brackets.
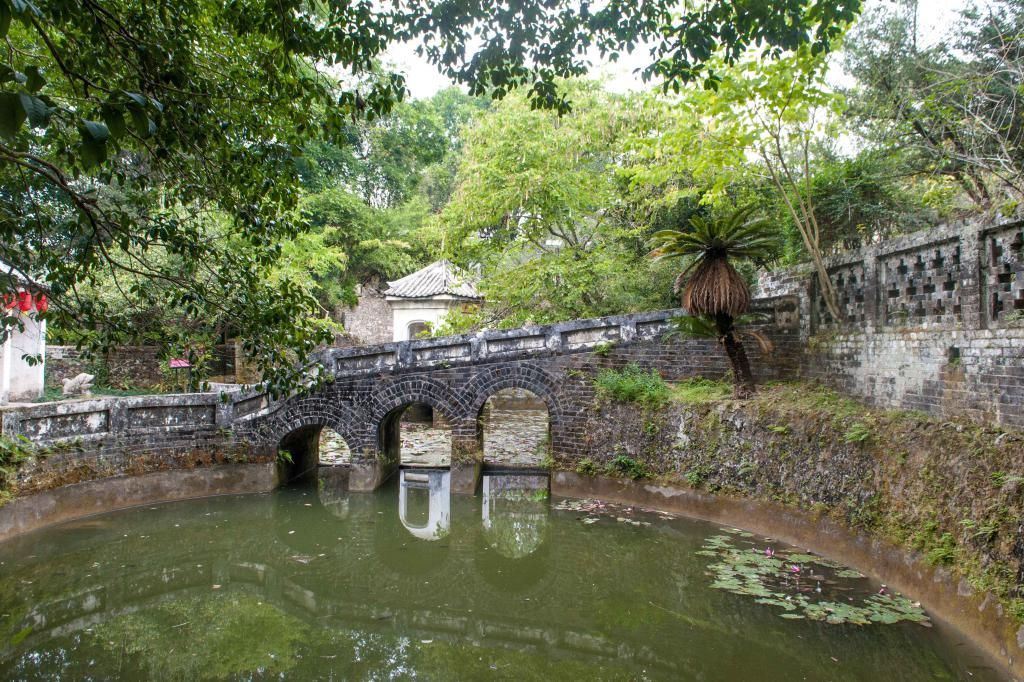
[384, 260, 482, 299]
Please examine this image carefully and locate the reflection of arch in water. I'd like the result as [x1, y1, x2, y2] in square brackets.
[398, 469, 451, 541]
[481, 473, 550, 558]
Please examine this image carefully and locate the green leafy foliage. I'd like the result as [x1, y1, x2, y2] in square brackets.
[843, 0, 1024, 209]
[0, 434, 35, 503]
[671, 377, 733, 404]
[575, 457, 599, 476]
[437, 81, 678, 331]
[0, 0, 855, 394]
[607, 455, 649, 480]
[843, 421, 873, 444]
[594, 364, 671, 407]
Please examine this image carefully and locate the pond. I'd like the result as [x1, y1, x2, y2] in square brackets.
[0, 471, 1001, 680]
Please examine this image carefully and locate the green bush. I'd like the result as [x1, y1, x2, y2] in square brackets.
[843, 421, 872, 444]
[575, 457, 598, 476]
[594, 364, 670, 407]
[607, 454, 648, 480]
[926, 533, 957, 566]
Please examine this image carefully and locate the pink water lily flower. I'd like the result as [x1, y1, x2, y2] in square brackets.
[765, 547, 775, 557]
[790, 564, 801, 573]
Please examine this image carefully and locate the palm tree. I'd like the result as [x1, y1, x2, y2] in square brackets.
[649, 205, 777, 398]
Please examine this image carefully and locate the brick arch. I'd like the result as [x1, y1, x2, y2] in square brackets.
[463, 363, 565, 422]
[366, 375, 469, 426]
[264, 398, 370, 455]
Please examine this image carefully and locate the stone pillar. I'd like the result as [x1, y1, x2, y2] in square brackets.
[450, 418, 482, 495]
[349, 423, 397, 492]
[959, 223, 983, 330]
[862, 245, 881, 331]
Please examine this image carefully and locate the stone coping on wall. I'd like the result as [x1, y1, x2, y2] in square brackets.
[319, 307, 684, 377]
[0, 392, 235, 445]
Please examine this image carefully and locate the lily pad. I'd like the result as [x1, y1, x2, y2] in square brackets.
[696, 533, 929, 627]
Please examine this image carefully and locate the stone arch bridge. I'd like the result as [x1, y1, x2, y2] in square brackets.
[234, 306, 797, 493]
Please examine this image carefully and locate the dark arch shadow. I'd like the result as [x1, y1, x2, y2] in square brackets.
[275, 413, 360, 486]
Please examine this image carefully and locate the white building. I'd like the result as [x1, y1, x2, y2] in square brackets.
[384, 260, 482, 342]
[0, 266, 46, 405]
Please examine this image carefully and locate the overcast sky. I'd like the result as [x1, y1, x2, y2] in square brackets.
[381, 0, 984, 100]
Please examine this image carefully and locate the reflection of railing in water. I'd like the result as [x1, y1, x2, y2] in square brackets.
[0, 556, 681, 677]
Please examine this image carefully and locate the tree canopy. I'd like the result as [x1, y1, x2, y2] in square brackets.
[0, 0, 861, 393]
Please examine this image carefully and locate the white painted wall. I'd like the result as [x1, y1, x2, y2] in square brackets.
[387, 296, 471, 342]
[0, 312, 46, 404]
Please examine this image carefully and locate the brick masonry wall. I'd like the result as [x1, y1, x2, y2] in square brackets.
[756, 217, 1024, 427]
[47, 344, 237, 390]
[341, 277, 393, 345]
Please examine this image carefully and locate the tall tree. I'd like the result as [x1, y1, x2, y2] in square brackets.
[650, 206, 778, 398]
[843, 0, 1024, 208]
[627, 50, 847, 321]
[0, 0, 859, 392]
[439, 82, 676, 329]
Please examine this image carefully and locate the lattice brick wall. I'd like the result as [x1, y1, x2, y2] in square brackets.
[984, 224, 1024, 325]
[878, 239, 962, 327]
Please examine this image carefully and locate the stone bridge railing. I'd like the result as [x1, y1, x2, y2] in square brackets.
[318, 308, 682, 378]
[1, 309, 688, 447]
[0, 304, 801, 497]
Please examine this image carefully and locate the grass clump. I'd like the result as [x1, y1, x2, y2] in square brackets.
[606, 454, 648, 480]
[0, 435, 38, 504]
[843, 421, 872, 444]
[594, 364, 670, 407]
[575, 457, 598, 476]
[670, 377, 732, 404]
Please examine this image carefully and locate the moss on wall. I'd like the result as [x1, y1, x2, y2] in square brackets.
[569, 380, 1024, 624]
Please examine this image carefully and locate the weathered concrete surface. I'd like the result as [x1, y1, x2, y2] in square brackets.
[0, 464, 276, 541]
[552, 472, 1023, 680]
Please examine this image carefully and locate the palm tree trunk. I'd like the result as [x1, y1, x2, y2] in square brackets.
[715, 314, 756, 398]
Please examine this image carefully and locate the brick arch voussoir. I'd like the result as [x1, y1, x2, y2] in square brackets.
[465, 363, 565, 422]
[266, 398, 369, 453]
[367, 375, 469, 426]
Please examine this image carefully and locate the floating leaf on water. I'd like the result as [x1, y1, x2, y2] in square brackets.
[696, 532, 930, 627]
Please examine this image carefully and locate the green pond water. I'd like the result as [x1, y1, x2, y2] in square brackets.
[0, 469, 1002, 681]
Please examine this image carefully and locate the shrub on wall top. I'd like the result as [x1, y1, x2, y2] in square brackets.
[594, 364, 670, 407]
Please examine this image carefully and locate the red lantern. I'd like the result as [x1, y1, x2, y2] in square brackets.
[3, 293, 15, 310]
[35, 294, 48, 313]
[17, 290, 31, 312]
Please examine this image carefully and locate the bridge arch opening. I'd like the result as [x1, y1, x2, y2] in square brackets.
[278, 424, 353, 486]
[479, 388, 551, 469]
[379, 401, 452, 468]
